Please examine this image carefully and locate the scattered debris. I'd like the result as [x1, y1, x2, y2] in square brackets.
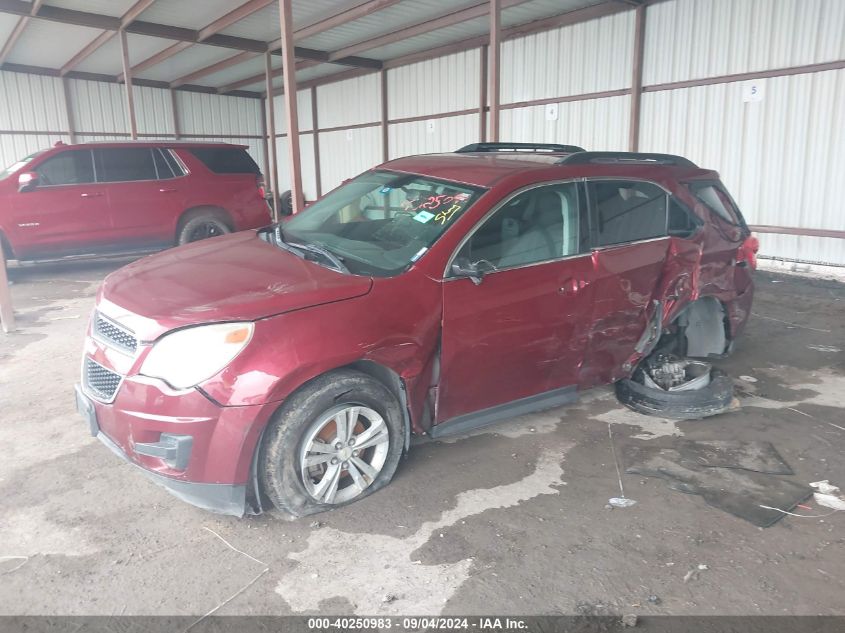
[739, 375, 758, 383]
[810, 481, 845, 511]
[0, 556, 29, 575]
[309, 521, 324, 529]
[807, 345, 841, 353]
[608, 497, 637, 508]
[647, 595, 661, 605]
[382, 593, 398, 604]
[683, 570, 696, 583]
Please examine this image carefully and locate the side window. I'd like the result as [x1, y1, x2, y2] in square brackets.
[668, 198, 699, 237]
[94, 148, 157, 182]
[690, 183, 740, 224]
[161, 149, 186, 177]
[588, 180, 667, 247]
[152, 149, 175, 179]
[455, 183, 584, 270]
[35, 150, 94, 186]
[188, 148, 260, 174]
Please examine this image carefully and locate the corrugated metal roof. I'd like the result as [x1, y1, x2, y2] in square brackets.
[46, 0, 137, 18]
[0, 13, 19, 46]
[298, 0, 481, 52]
[134, 0, 238, 30]
[200, 55, 266, 88]
[135, 43, 236, 82]
[6, 19, 103, 68]
[363, 16, 489, 61]
[75, 33, 174, 76]
[219, 1, 359, 42]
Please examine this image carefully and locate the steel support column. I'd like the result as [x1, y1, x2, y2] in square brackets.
[488, 0, 501, 142]
[170, 88, 181, 139]
[278, 0, 304, 214]
[118, 28, 138, 139]
[61, 77, 76, 143]
[380, 69, 389, 162]
[628, 3, 646, 151]
[478, 45, 488, 142]
[311, 86, 323, 197]
[264, 52, 280, 221]
[0, 242, 15, 333]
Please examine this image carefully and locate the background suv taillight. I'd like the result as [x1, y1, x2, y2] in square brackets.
[256, 174, 266, 199]
[738, 235, 760, 269]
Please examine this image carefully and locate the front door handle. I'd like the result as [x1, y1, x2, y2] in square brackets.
[559, 277, 588, 295]
[159, 188, 177, 193]
[80, 192, 103, 198]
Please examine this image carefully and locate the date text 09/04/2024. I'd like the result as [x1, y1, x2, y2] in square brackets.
[307, 617, 530, 630]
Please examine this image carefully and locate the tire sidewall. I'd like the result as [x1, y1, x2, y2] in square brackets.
[259, 370, 404, 517]
[177, 215, 231, 245]
[615, 368, 734, 420]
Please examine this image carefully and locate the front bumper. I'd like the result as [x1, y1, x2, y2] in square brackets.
[75, 379, 274, 517]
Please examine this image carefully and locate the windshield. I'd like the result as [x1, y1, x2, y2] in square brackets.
[0, 151, 43, 180]
[281, 170, 484, 276]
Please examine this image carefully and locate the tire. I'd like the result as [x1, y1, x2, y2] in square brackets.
[278, 190, 293, 216]
[615, 368, 735, 420]
[177, 213, 231, 245]
[259, 370, 404, 518]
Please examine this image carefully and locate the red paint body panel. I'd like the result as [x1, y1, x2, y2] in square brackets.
[0, 141, 271, 261]
[76, 151, 756, 511]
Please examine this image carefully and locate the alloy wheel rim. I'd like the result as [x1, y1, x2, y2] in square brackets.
[188, 222, 221, 242]
[299, 405, 390, 505]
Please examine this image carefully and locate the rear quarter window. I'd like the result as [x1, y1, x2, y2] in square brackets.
[187, 147, 260, 175]
[689, 183, 740, 224]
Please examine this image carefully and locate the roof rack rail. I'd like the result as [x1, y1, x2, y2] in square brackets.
[557, 151, 697, 168]
[456, 142, 586, 154]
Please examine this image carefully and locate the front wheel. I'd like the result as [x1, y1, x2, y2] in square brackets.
[259, 370, 404, 517]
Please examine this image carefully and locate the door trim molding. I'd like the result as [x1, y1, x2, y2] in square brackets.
[429, 384, 577, 439]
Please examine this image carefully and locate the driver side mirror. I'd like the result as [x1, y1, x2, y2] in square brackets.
[451, 257, 484, 286]
[17, 171, 39, 193]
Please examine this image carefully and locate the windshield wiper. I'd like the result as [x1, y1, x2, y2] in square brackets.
[287, 240, 350, 274]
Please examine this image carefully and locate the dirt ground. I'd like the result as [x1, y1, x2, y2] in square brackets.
[0, 259, 843, 617]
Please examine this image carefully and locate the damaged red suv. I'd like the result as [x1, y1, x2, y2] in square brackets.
[75, 142, 758, 517]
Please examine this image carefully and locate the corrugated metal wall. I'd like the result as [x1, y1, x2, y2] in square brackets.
[640, 0, 845, 265]
[2, 0, 843, 263]
[0, 72, 265, 178]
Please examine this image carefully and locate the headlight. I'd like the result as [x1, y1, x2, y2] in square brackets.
[140, 322, 254, 389]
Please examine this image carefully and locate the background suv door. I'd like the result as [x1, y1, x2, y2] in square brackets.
[437, 181, 595, 426]
[10, 148, 109, 257]
[95, 147, 185, 248]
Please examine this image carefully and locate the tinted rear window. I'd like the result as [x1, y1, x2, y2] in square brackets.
[95, 148, 156, 182]
[187, 147, 260, 175]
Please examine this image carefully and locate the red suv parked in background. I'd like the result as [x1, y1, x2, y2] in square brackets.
[75, 143, 758, 518]
[0, 141, 270, 261]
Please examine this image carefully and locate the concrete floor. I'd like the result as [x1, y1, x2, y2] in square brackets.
[1, 259, 844, 617]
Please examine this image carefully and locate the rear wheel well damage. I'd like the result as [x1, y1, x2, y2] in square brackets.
[650, 297, 731, 362]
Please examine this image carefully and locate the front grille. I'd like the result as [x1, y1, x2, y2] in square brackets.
[93, 313, 137, 354]
[84, 358, 123, 403]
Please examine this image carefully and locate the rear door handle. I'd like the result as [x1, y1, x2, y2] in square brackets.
[159, 188, 177, 193]
[80, 192, 103, 198]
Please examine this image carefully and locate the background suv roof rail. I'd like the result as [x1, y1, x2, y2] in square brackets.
[557, 151, 698, 168]
[456, 142, 586, 154]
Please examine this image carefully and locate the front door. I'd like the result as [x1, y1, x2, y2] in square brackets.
[437, 181, 595, 426]
[11, 148, 110, 257]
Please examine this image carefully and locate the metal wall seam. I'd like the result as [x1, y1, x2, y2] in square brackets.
[501, 10, 635, 105]
[0, 70, 67, 132]
[639, 68, 845, 265]
[272, 90, 314, 134]
[643, 0, 845, 86]
[318, 126, 382, 194]
[388, 113, 480, 161]
[386, 49, 481, 120]
[316, 73, 381, 130]
[499, 95, 630, 152]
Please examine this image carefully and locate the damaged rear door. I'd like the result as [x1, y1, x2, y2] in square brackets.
[578, 179, 702, 387]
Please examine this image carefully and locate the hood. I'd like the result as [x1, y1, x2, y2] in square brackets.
[99, 231, 372, 341]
